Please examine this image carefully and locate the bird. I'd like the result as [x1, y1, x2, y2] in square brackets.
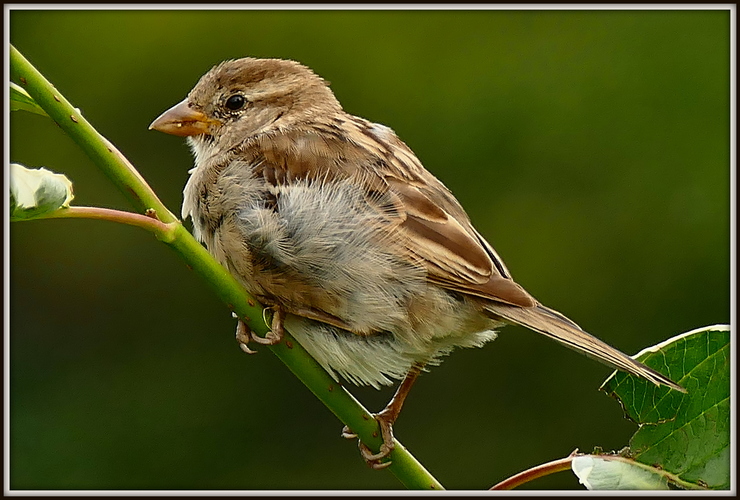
[149, 57, 684, 468]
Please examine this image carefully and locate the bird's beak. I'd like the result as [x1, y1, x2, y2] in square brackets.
[149, 99, 219, 137]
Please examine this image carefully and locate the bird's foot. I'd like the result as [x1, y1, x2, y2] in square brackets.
[235, 307, 285, 353]
[341, 365, 422, 470]
[342, 410, 396, 470]
[249, 307, 285, 345]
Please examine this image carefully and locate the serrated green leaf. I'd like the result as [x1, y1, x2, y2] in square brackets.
[10, 163, 74, 220]
[10, 82, 48, 116]
[572, 455, 702, 490]
[601, 325, 730, 489]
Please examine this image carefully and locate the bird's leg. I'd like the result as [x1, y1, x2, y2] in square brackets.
[344, 363, 423, 470]
[250, 306, 285, 345]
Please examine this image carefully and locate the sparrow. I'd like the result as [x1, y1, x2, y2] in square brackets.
[149, 57, 684, 468]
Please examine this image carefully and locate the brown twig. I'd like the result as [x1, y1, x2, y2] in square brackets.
[489, 450, 579, 490]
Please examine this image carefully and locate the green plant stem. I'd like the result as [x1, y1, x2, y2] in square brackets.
[10, 44, 443, 490]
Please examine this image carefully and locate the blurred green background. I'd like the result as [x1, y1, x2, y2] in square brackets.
[9, 8, 730, 491]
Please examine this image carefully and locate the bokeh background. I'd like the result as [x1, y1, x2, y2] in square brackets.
[9, 8, 730, 491]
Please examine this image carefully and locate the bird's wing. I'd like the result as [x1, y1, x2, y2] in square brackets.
[384, 176, 536, 307]
[352, 123, 684, 392]
[249, 116, 535, 308]
[338, 117, 537, 308]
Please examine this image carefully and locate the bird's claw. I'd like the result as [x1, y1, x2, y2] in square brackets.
[249, 330, 282, 345]
[235, 307, 285, 352]
[251, 306, 285, 345]
[235, 320, 257, 354]
[341, 416, 395, 469]
[359, 441, 393, 470]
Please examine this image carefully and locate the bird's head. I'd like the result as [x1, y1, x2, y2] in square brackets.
[149, 57, 341, 157]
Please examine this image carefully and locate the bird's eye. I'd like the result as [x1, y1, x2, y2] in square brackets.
[225, 94, 246, 111]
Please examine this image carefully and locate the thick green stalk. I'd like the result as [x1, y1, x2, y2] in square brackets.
[10, 44, 443, 490]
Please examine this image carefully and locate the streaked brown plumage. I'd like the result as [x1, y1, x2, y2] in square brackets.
[150, 57, 684, 467]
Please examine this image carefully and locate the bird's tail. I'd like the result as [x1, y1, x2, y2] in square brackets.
[484, 302, 685, 392]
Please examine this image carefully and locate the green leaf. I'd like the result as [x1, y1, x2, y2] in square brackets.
[600, 325, 730, 489]
[571, 454, 703, 490]
[10, 81, 48, 116]
[10, 163, 75, 221]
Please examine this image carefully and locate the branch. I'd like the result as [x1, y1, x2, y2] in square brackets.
[10, 44, 443, 490]
[37, 206, 177, 241]
[489, 451, 577, 490]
